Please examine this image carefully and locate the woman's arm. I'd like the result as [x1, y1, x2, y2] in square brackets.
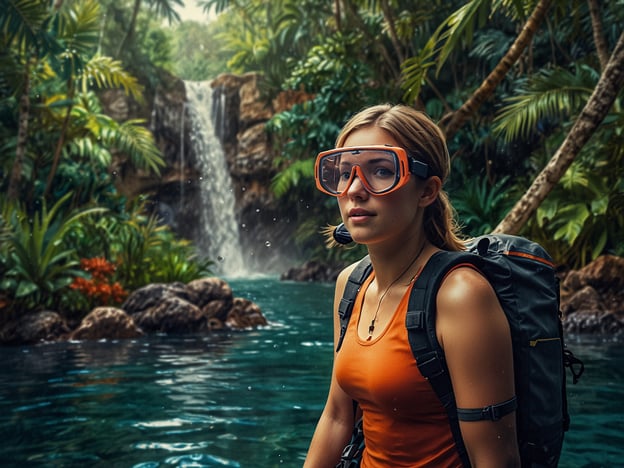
[436, 267, 520, 468]
[304, 266, 359, 468]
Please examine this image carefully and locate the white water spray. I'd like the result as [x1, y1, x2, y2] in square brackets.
[184, 81, 246, 277]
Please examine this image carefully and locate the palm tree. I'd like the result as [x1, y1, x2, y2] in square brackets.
[115, 0, 183, 59]
[2, 0, 163, 201]
[1, 0, 62, 200]
[440, 0, 552, 140]
[400, 0, 552, 139]
[587, 0, 609, 70]
[493, 31, 624, 234]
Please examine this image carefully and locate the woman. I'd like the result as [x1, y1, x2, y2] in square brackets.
[304, 104, 520, 467]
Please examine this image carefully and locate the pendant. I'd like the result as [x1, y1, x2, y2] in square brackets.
[367, 320, 375, 340]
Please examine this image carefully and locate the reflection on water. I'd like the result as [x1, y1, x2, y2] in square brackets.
[0, 278, 621, 467]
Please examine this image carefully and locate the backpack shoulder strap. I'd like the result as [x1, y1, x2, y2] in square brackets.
[336, 255, 372, 352]
[406, 249, 482, 467]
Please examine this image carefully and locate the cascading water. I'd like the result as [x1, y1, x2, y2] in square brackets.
[184, 81, 246, 277]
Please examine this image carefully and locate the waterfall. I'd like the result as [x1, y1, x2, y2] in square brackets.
[184, 81, 246, 277]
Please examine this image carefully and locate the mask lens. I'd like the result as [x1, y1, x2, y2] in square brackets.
[318, 149, 400, 195]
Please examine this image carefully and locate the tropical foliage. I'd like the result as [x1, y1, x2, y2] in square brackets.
[1, 0, 623, 326]
[201, 0, 623, 267]
[0, 0, 214, 320]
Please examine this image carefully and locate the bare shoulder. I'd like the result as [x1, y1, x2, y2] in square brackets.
[435, 265, 508, 349]
[436, 266, 498, 316]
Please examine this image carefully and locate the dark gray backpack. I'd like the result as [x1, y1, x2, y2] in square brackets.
[337, 234, 584, 467]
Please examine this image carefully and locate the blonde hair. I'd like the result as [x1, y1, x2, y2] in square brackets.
[328, 104, 465, 251]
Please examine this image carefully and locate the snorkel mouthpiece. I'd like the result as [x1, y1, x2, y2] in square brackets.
[333, 223, 354, 245]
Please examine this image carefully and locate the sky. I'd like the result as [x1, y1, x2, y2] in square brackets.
[175, 2, 215, 23]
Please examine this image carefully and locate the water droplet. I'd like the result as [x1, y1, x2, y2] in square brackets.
[265, 241, 271, 248]
[255, 208, 261, 213]
[217, 256, 224, 262]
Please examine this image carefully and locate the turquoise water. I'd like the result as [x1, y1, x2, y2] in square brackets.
[0, 277, 621, 467]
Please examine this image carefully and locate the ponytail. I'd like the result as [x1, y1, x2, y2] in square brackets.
[425, 190, 465, 251]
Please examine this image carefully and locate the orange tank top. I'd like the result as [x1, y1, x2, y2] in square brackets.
[335, 273, 463, 467]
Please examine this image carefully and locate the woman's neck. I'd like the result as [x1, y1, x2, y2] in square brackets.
[367, 235, 433, 289]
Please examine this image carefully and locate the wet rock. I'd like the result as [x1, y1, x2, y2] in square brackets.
[561, 285, 604, 316]
[0, 310, 70, 345]
[562, 309, 624, 335]
[202, 299, 232, 322]
[281, 260, 343, 283]
[187, 277, 233, 308]
[225, 298, 268, 329]
[70, 307, 143, 341]
[122, 282, 195, 315]
[133, 296, 204, 334]
[561, 255, 624, 336]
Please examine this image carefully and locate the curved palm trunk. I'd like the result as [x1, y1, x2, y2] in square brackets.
[441, 0, 551, 140]
[7, 63, 31, 201]
[493, 31, 624, 235]
[587, 0, 609, 70]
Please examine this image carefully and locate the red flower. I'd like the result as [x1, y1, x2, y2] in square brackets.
[71, 258, 128, 306]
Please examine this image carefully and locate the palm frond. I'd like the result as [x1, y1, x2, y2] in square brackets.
[493, 65, 597, 142]
[433, 0, 492, 74]
[0, 0, 50, 52]
[271, 158, 315, 198]
[80, 55, 143, 100]
[148, 0, 183, 24]
[66, 137, 112, 167]
[401, 0, 492, 102]
[47, 0, 100, 79]
[197, 0, 231, 16]
[101, 119, 164, 175]
[53, 0, 100, 56]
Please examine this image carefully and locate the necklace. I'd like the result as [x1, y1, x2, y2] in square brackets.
[367, 242, 426, 340]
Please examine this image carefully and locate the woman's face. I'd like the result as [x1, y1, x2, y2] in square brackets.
[337, 126, 425, 247]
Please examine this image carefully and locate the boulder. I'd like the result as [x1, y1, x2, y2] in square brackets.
[225, 297, 268, 329]
[70, 307, 143, 341]
[0, 310, 70, 345]
[133, 296, 205, 334]
[187, 277, 233, 308]
[561, 255, 624, 336]
[122, 282, 195, 315]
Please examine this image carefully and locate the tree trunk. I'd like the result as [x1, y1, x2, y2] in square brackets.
[341, 0, 399, 79]
[587, 0, 609, 70]
[7, 64, 31, 201]
[44, 84, 74, 198]
[380, 0, 404, 64]
[441, 0, 551, 140]
[334, 0, 341, 31]
[116, 0, 142, 58]
[493, 30, 624, 235]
